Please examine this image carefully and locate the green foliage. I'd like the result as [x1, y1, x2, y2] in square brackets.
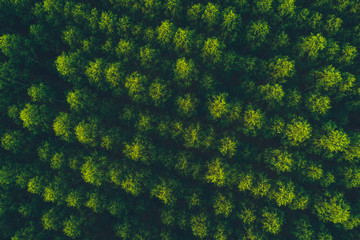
[261, 209, 283, 234]
[19, 103, 52, 132]
[1, 130, 24, 153]
[219, 137, 237, 158]
[190, 213, 208, 239]
[27, 83, 52, 103]
[306, 94, 331, 116]
[202, 37, 223, 64]
[268, 57, 295, 81]
[284, 118, 312, 145]
[157, 20, 175, 46]
[314, 192, 350, 224]
[53, 112, 75, 142]
[205, 158, 228, 187]
[177, 94, 198, 117]
[208, 93, 229, 120]
[2, 1, 360, 239]
[246, 20, 270, 47]
[80, 155, 106, 186]
[174, 58, 197, 87]
[265, 148, 293, 173]
[74, 119, 99, 146]
[243, 107, 264, 135]
[213, 193, 233, 217]
[315, 124, 350, 154]
[63, 216, 81, 239]
[313, 65, 342, 90]
[299, 33, 327, 59]
[125, 72, 148, 102]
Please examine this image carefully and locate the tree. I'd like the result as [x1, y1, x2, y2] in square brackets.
[85, 59, 107, 91]
[312, 65, 342, 91]
[27, 83, 53, 103]
[151, 180, 176, 205]
[177, 94, 198, 117]
[1, 130, 24, 153]
[116, 39, 134, 61]
[277, 0, 295, 17]
[213, 193, 233, 217]
[246, 20, 269, 47]
[173, 28, 193, 54]
[268, 57, 295, 81]
[53, 112, 75, 142]
[205, 158, 228, 187]
[242, 107, 264, 136]
[202, 38, 223, 65]
[208, 93, 229, 120]
[42, 208, 61, 231]
[201, 3, 220, 28]
[314, 192, 350, 224]
[271, 181, 295, 207]
[66, 88, 97, 113]
[299, 34, 326, 59]
[149, 80, 170, 106]
[264, 148, 293, 173]
[259, 83, 285, 105]
[219, 137, 237, 158]
[157, 20, 176, 46]
[284, 118, 312, 145]
[139, 46, 158, 69]
[124, 72, 148, 103]
[190, 213, 208, 239]
[338, 44, 357, 64]
[80, 154, 107, 187]
[262, 209, 283, 234]
[174, 58, 197, 87]
[314, 123, 350, 154]
[306, 94, 331, 116]
[123, 137, 152, 164]
[19, 103, 52, 132]
[255, 0, 273, 14]
[63, 216, 81, 239]
[292, 217, 314, 240]
[65, 189, 83, 208]
[74, 119, 99, 146]
[105, 62, 124, 89]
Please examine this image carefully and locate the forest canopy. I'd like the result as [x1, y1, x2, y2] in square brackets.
[1, 0, 360, 239]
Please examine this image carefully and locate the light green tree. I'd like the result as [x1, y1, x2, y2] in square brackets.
[201, 3, 220, 28]
[284, 118, 312, 145]
[157, 20, 175, 46]
[125, 72, 148, 102]
[246, 20, 270, 47]
[63, 216, 81, 239]
[262, 210, 283, 234]
[299, 33, 326, 59]
[219, 137, 237, 158]
[306, 94, 331, 116]
[202, 37, 223, 64]
[174, 57, 197, 87]
[53, 112, 75, 142]
[265, 148, 293, 173]
[190, 213, 208, 239]
[268, 57, 295, 81]
[314, 192, 350, 224]
[213, 193, 233, 217]
[313, 65, 342, 90]
[205, 158, 228, 187]
[74, 119, 99, 146]
[208, 93, 229, 120]
[177, 94, 198, 117]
